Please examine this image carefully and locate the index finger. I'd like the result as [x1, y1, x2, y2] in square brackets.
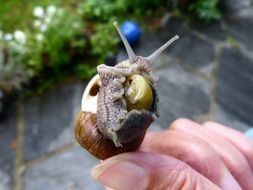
[203, 122, 253, 171]
[140, 129, 240, 190]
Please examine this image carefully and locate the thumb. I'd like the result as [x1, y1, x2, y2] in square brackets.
[91, 152, 221, 190]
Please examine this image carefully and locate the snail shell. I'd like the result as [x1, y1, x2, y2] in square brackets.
[75, 21, 179, 159]
[75, 111, 146, 160]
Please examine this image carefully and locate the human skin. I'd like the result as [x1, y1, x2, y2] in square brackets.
[91, 119, 253, 190]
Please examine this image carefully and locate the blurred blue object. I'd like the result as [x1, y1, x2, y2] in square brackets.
[121, 21, 141, 45]
[245, 128, 253, 140]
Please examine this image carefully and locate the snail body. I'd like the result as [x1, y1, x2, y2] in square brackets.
[96, 58, 159, 147]
[75, 21, 179, 159]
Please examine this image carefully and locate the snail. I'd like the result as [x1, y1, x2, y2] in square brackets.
[75, 21, 179, 160]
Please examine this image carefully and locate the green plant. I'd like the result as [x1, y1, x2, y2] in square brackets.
[0, 0, 167, 93]
[90, 22, 119, 62]
[226, 35, 238, 48]
[0, 4, 94, 93]
[189, 0, 221, 22]
[173, 0, 222, 22]
[25, 6, 87, 76]
[78, 0, 166, 63]
[126, 0, 165, 15]
[79, 0, 126, 21]
[79, 0, 165, 21]
[0, 31, 28, 91]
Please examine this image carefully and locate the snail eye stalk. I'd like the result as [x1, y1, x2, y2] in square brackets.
[113, 21, 136, 64]
[146, 35, 179, 64]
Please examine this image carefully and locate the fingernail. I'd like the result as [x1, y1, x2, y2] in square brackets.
[91, 158, 148, 190]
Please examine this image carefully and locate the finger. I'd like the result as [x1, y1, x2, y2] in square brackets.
[203, 122, 253, 171]
[171, 119, 253, 190]
[105, 187, 115, 190]
[140, 130, 241, 190]
[91, 152, 221, 190]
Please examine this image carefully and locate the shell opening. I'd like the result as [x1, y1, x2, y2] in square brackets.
[89, 83, 100, 96]
[81, 74, 101, 113]
[124, 74, 153, 111]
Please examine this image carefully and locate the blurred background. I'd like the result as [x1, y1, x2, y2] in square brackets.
[0, 0, 253, 189]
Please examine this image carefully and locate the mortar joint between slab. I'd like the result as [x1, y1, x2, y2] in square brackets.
[25, 143, 78, 169]
[14, 101, 25, 190]
[191, 28, 226, 47]
[208, 45, 224, 120]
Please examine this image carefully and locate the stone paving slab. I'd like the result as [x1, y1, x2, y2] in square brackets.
[118, 18, 216, 77]
[226, 16, 253, 41]
[214, 105, 250, 132]
[117, 17, 189, 65]
[169, 33, 216, 75]
[153, 64, 210, 128]
[24, 147, 102, 190]
[0, 103, 17, 190]
[160, 17, 191, 38]
[224, 17, 253, 60]
[216, 47, 253, 125]
[158, 17, 217, 75]
[117, 31, 162, 63]
[190, 21, 228, 41]
[222, 0, 253, 17]
[23, 82, 84, 160]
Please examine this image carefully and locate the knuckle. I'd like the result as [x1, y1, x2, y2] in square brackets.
[229, 153, 252, 177]
[233, 160, 249, 176]
[179, 140, 222, 181]
[203, 121, 227, 129]
[203, 121, 216, 126]
[157, 162, 191, 190]
[170, 118, 193, 130]
[242, 142, 253, 157]
[240, 142, 253, 168]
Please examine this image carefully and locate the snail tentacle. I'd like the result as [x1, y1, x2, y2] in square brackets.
[146, 35, 179, 64]
[113, 21, 136, 64]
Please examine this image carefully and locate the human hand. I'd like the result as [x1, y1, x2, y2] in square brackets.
[91, 119, 253, 190]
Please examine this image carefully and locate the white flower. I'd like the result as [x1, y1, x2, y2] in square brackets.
[33, 6, 44, 18]
[73, 22, 80, 29]
[10, 41, 24, 53]
[40, 23, 48, 32]
[57, 8, 64, 17]
[4, 33, 13, 41]
[36, 33, 44, 41]
[34, 20, 42, 27]
[46, 5, 56, 17]
[44, 16, 52, 24]
[14, 30, 26, 44]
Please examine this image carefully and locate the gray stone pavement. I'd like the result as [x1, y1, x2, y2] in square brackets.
[1, 1, 253, 189]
